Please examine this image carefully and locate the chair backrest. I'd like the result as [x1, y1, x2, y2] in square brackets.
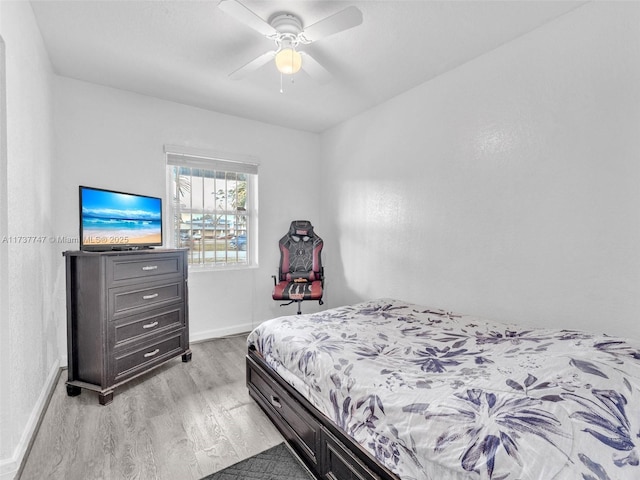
[277, 220, 323, 282]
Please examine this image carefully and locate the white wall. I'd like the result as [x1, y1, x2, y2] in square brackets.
[320, 1, 640, 340]
[52, 76, 322, 349]
[0, 2, 59, 479]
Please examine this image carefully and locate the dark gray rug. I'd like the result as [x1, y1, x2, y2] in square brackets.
[201, 443, 315, 480]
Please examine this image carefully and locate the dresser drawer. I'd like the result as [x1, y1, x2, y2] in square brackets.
[113, 332, 186, 383]
[110, 280, 183, 318]
[113, 306, 184, 346]
[108, 255, 183, 283]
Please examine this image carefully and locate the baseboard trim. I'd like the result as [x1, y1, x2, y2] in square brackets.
[190, 322, 254, 343]
[0, 359, 61, 480]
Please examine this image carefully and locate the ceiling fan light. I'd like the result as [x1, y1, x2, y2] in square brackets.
[275, 48, 302, 75]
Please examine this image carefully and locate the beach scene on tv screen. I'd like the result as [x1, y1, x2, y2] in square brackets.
[82, 189, 161, 246]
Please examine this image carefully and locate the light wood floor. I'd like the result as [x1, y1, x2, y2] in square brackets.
[19, 335, 283, 480]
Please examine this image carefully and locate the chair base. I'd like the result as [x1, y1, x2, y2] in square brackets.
[279, 299, 324, 315]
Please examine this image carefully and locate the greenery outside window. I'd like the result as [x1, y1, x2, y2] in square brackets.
[165, 146, 258, 268]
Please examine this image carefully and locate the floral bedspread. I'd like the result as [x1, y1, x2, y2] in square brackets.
[247, 299, 640, 480]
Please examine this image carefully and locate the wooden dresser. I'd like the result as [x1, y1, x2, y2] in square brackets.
[63, 249, 190, 405]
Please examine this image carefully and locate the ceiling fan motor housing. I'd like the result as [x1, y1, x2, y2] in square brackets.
[269, 13, 303, 36]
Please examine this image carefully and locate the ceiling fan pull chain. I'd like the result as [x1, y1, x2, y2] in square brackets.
[280, 72, 284, 94]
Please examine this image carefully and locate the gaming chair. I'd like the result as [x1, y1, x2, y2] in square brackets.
[272, 220, 324, 314]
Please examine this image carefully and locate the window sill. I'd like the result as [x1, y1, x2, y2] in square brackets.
[187, 263, 259, 273]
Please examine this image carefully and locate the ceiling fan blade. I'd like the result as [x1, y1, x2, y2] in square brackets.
[300, 52, 332, 84]
[218, 0, 277, 37]
[302, 6, 363, 43]
[229, 51, 276, 80]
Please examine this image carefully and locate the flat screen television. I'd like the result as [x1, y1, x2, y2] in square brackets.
[79, 186, 163, 251]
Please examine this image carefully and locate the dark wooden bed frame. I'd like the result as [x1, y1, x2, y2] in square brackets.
[247, 346, 400, 480]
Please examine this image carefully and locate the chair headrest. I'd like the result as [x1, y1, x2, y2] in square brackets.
[289, 220, 314, 237]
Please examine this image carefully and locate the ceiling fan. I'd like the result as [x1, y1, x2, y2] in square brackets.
[218, 0, 363, 84]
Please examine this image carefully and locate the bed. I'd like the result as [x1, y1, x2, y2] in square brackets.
[246, 298, 640, 480]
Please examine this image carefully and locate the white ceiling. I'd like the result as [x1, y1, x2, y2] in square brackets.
[30, 0, 585, 133]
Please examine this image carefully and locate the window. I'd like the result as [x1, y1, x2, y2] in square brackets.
[165, 146, 258, 268]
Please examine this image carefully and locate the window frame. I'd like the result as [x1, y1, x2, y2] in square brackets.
[165, 145, 259, 270]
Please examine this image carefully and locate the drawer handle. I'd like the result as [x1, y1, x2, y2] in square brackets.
[269, 395, 282, 409]
[144, 349, 160, 358]
[142, 321, 159, 329]
[142, 293, 159, 300]
[142, 265, 158, 271]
